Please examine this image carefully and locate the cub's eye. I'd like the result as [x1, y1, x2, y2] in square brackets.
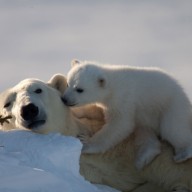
[4, 102, 11, 108]
[34, 88, 42, 94]
[76, 88, 84, 93]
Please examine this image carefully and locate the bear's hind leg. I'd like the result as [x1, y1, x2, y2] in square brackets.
[134, 127, 161, 170]
[161, 100, 192, 163]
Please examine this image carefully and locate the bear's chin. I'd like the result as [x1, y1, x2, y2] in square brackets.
[26, 120, 46, 130]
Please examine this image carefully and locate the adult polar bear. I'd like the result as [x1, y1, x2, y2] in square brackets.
[0, 75, 192, 192]
[63, 60, 192, 168]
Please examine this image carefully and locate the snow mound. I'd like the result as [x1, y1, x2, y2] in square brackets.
[0, 130, 119, 192]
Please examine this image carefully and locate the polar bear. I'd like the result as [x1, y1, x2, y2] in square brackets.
[0, 76, 72, 134]
[63, 60, 192, 168]
[0, 75, 103, 137]
[1, 75, 192, 192]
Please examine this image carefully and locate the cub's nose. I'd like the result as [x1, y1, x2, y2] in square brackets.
[21, 103, 39, 121]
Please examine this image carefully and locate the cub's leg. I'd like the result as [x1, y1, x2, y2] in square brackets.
[161, 100, 192, 162]
[134, 127, 161, 170]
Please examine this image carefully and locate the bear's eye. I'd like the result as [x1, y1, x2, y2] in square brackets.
[34, 88, 42, 94]
[76, 88, 84, 93]
[4, 102, 11, 108]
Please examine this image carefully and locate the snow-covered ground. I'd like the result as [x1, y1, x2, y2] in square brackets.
[0, 130, 119, 192]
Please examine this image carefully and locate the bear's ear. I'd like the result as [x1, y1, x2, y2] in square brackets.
[71, 59, 81, 68]
[97, 77, 106, 88]
[47, 74, 67, 94]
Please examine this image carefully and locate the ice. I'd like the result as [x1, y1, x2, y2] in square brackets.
[0, 130, 119, 192]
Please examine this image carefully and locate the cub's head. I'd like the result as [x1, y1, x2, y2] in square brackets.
[63, 60, 108, 107]
[0, 74, 68, 134]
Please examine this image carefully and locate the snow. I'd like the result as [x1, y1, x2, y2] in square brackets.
[0, 130, 119, 192]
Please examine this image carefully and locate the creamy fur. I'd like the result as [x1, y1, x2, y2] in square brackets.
[0, 75, 80, 136]
[1, 75, 192, 192]
[63, 60, 192, 168]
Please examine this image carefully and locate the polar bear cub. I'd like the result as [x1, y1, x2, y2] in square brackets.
[63, 60, 192, 166]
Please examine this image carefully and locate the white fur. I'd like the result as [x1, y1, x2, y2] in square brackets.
[1, 74, 192, 191]
[0, 76, 79, 137]
[64, 60, 192, 165]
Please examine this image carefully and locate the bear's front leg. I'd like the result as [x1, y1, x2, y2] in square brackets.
[82, 116, 135, 153]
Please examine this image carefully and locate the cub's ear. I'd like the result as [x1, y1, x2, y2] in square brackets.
[47, 74, 67, 94]
[71, 59, 81, 68]
[97, 76, 106, 88]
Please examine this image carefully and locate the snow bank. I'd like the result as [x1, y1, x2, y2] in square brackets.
[0, 130, 119, 192]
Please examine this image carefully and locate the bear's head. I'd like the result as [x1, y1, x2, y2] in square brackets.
[0, 74, 72, 134]
[63, 60, 108, 107]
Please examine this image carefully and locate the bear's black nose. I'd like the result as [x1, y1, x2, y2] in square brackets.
[21, 103, 39, 121]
